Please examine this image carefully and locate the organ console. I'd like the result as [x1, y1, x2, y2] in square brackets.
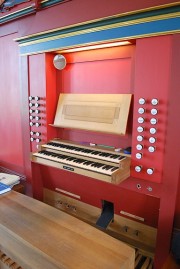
[30, 93, 155, 268]
[31, 93, 132, 184]
[31, 139, 131, 184]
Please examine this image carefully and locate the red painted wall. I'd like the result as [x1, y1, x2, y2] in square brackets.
[0, 32, 24, 173]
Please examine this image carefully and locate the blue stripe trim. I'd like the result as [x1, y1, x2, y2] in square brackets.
[19, 16, 180, 55]
[17, 4, 180, 45]
[0, 6, 35, 24]
[0, 0, 66, 25]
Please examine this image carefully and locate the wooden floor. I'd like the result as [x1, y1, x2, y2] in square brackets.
[162, 254, 180, 269]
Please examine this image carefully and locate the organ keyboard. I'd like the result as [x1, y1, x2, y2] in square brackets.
[31, 139, 130, 184]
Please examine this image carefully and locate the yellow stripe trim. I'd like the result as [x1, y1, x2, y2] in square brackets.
[18, 11, 180, 47]
[15, 1, 180, 42]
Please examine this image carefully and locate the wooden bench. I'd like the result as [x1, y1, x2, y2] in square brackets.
[0, 191, 134, 269]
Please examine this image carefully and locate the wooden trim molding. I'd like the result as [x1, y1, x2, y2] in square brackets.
[0, 0, 66, 24]
[14, 2, 180, 56]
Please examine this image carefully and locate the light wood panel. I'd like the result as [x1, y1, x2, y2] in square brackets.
[44, 188, 157, 258]
[53, 94, 132, 135]
[0, 191, 134, 269]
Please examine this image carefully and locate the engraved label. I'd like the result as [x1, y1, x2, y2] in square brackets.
[63, 165, 74, 172]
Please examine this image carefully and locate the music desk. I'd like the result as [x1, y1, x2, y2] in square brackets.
[0, 191, 135, 269]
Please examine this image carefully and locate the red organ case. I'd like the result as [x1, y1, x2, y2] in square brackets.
[28, 35, 180, 269]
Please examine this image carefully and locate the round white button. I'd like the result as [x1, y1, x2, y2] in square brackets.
[35, 103, 40, 108]
[148, 146, 156, 152]
[147, 168, 154, 175]
[138, 107, 145, 114]
[35, 123, 41, 127]
[137, 126, 144, 132]
[29, 103, 33, 107]
[135, 166, 142, 172]
[150, 128, 157, 134]
[151, 98, 159, 106]
[35, 116, 41, 121]
[151, 108, 158, 115]
[139, 98, 146, 105]
[137, 135, 144, 142]
[138, 117, 145, 124]
[136, 144, 143, 150]
[150, 118, 158, 125]
[136, 153, 143, 159]
[149, 137, 156, 143]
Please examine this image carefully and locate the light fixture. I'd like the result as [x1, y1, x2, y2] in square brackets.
[58, 41, 131, 53]
[53, 54, 66, 70]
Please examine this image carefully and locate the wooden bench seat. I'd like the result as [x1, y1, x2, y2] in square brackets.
[0, 191, 134, 269]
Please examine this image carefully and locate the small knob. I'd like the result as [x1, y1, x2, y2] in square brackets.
[136, 153, 143, 159]
[138, 98, 146, 105]
[150, 118, 158, 125]
[151, 108, 158, 115]
[150, 127, 157, 134]
[29, 96, 35, 101]
[138, 107, 145, 114]
[136, 144, 143, 150]
[29, 103, 34, 107]
[148, 146, 156, 153]
[29, 115, 35, 120]
[30, 131, 36, 136]
[135, 166, 142, 172]
[29, 109, 35, 114]
[137, 126, 144, 133]
[151, 98, 159, 106]
[30, 137, 35, 142]
[35, 103, 40, 108]
[138, 117, 145, 124]
[35, 96, 41, 101]
[123, 226, 129, 233]
[134, 230, 140, 236]
[35, 122, 41, 127]
[29, 122, 35, 126]
[36, 138, 41, 143]
[35, 109, 40, 114]
[137, 135, 144, 142]
[149, 137, 156, 144]
[147, 168, 154, 175]
[36, 132, 41, 136]
[35, 116, 41, 120]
